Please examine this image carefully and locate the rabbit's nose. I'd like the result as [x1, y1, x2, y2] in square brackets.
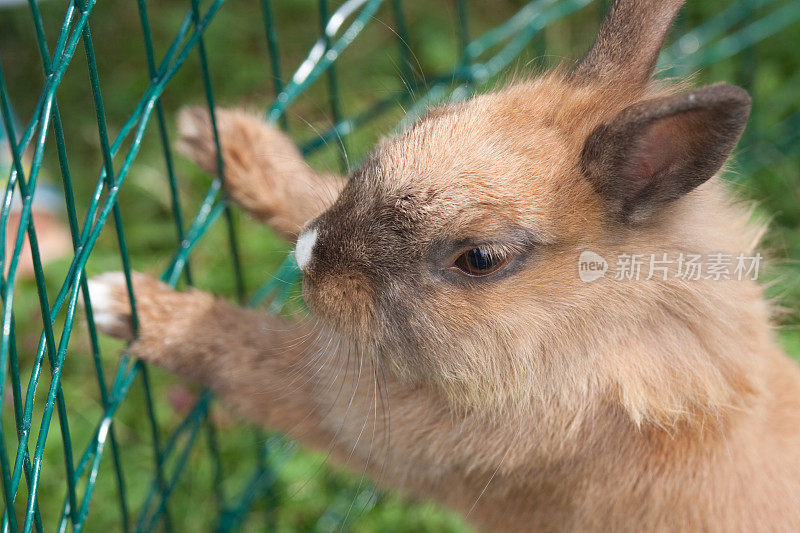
[295, 226, 318, 274]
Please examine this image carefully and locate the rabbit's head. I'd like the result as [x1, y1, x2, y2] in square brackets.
[297, 0, 760, 420]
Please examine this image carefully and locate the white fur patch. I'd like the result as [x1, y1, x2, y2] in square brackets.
[295, 227, 318, 271]
[85, 272, 128, 334]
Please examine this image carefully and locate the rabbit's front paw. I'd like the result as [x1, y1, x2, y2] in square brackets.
[176, 106, 220, 176]
[176, 106, 270, 181]
[87, 271, 180, 346]
[87, 271, 221, 371]
[176, 107, 296, 219]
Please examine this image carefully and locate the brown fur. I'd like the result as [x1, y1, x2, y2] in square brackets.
[89, 1, 800, 531]
[176, 106, 345, 241]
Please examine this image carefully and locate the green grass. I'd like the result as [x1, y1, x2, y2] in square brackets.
[0, 0, 798, 530]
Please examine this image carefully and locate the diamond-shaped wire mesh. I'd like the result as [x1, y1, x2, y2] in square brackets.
[0, 0, 798, 530]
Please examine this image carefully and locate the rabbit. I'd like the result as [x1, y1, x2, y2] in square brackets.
[87, 0, 800, 531]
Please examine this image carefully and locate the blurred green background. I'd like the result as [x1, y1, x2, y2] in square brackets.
[0, 0, 798, 530]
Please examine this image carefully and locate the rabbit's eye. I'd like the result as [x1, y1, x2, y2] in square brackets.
[452, 248, 510, 277]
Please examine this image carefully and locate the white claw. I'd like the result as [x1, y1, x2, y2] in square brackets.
[85, 272, 132, 339]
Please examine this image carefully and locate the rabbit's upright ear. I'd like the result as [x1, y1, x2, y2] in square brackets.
[570, 0, 684, 87]
[580, 84, 751, 225]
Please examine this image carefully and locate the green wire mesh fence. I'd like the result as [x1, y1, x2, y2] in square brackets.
[0, 0, 798, 530]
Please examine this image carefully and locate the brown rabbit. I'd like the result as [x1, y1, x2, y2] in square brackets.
[87, 0, 800, 530]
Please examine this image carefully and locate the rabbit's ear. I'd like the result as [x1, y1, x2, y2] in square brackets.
[580, 84, 751, 225]
[570, 0, 684, 87]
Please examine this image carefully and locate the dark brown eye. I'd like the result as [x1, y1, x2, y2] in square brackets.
[452, 248, 510, 277]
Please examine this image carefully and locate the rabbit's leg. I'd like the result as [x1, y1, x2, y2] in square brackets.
[177, 107, 344, 242]
[86, 271, 335, 445]
[86, 273, 494, 498]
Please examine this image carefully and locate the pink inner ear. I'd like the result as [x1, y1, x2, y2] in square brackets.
[628, 114, 691, 186]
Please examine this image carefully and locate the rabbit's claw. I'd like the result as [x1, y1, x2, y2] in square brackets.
[86, 271, 135, 342]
